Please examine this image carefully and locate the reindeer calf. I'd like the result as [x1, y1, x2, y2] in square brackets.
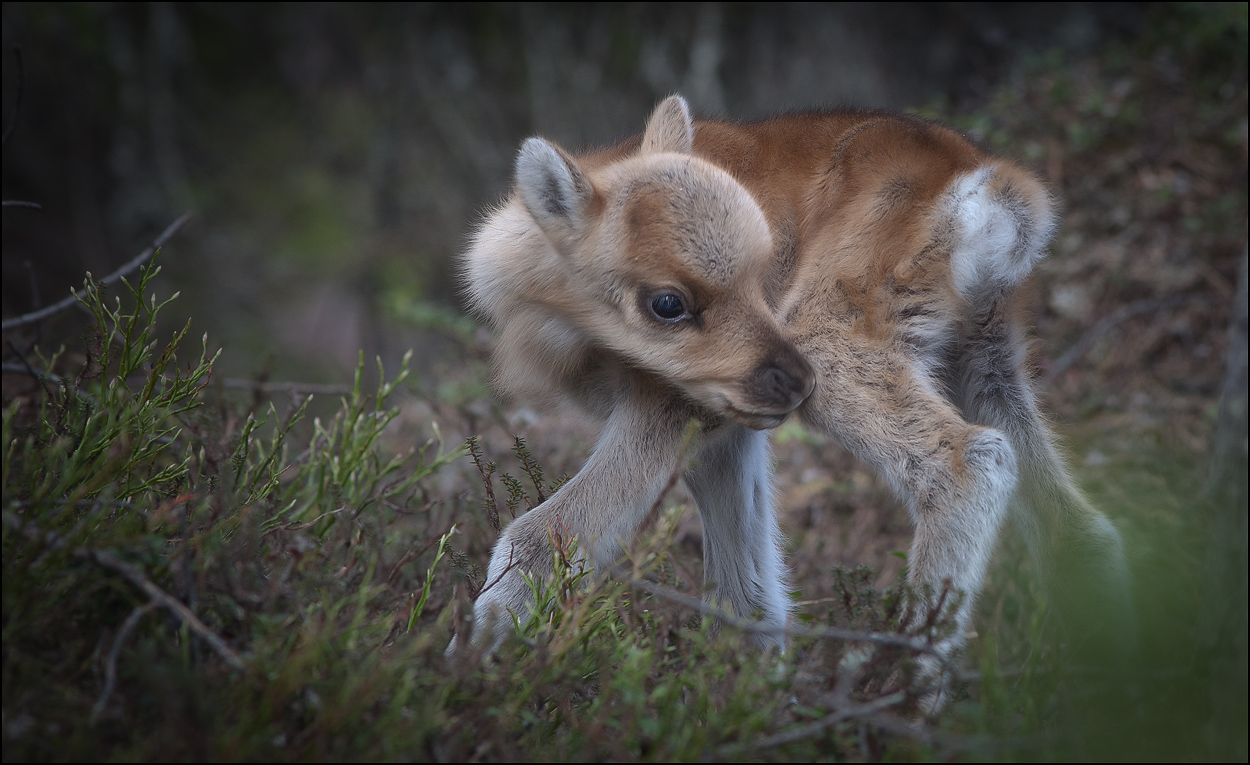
[458, 96, 1133, 696]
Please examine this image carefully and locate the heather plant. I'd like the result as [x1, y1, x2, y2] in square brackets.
[2, 256, 951, 761]
[2, 246, 1242, 763]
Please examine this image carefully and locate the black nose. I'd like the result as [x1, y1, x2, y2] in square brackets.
[749, 352, 815, 411]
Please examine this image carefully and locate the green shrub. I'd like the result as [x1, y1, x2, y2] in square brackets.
[3, 257, 951, 761]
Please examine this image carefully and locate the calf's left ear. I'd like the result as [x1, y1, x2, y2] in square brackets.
[515, 137, 596, 249]
[641, 95, 694, 155]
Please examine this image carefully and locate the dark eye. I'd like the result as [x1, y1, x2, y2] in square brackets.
[650, 293, 686, 321]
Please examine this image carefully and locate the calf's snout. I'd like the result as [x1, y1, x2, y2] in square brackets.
[749, 350, 815, 413]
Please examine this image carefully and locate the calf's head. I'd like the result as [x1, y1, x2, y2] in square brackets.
[514, 96, 814, 428]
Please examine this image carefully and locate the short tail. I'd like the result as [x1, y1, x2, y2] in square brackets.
[944, 162, 1056, 300]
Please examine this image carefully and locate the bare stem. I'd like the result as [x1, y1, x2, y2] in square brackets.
[467, 436, 501, 532]
[621, 573, 936, 652]
[1046, 294, 1200, 383]
[91, 601, 159, 724]
[719, 691, 908, 756]
[78, 547, 246, 671]
[222, 379, 351, 395]
[2, 213, 191, 331]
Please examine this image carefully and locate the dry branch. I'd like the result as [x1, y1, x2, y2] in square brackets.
[2, 213, 191, 331]
[77, 547, 246, 671]
[640, 418, 702, 531]
[222, 379, 351, 396]
[1045, 294, 1201, 383]
[720, 691, 908, 756]
[261, 507, 347, 537]
[470, 542, 522, 600]
[6, 512, 246, 672]
[467, 436, 501, 532]
[91, 601, 158, 723]
[621, 573, 937, 652]
[2, 360, 62, 381]
[386, 526, 454, 585]
[1, 363, 349, 404]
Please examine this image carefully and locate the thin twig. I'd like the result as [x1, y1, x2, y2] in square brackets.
[512, 435, 547, 503]
[795, 596, 851, 607]
[467, 436, 501, 532]
[621, 573, 936, 652]
[471, 543, 522, 600]
[222, 378, 351, 396]
[7, 498, 136, 511]
[4, 339, 59, 399]
[2, 360, 58, 380]
[640, 418, 702, 531]
[954, 666, 1025, 682]
[719, 691, 908, 756]
[642, 457, 687, 532]
[91, 600, 159, 723]
[3, 366, 334, 405]
[261, 507, 347, 537]
[1, 361, 96, 404]
[919, 580, 953, 637]
[178, 501, 199, 667]
[1045, 294, 1202, 383]
[2, 46, 25, 144]
[77, 547, 245, 671]
[861, 710, 1049, 752]
[2, 213, 191, 331]
[385, 495, 460, 517]
[385, 527, 452, 585]
[2, 200, 41, 209]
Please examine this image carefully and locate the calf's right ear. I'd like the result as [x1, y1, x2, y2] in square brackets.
[516, 137, 596, 249]
[641, 95, 693, 155]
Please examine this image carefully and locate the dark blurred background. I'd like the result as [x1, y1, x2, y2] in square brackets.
[2, 2, 1154, 383]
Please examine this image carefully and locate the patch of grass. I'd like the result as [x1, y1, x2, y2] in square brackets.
[3, 257, 963, 761]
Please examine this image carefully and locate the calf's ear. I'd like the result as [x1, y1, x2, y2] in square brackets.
[515, 137, 597, 248]
[641, 95, 693, 155]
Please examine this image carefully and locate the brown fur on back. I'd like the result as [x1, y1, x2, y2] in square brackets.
[487, 109, 1044, 412]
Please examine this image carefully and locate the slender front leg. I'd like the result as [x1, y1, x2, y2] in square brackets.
[684, 425, 790, 650]
[465, 374, 697, 650]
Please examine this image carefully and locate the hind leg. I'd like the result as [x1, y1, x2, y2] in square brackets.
[796, 334, 1018, 685]
[955, 300, 1135, 656]
[684, 425, 789, 650]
